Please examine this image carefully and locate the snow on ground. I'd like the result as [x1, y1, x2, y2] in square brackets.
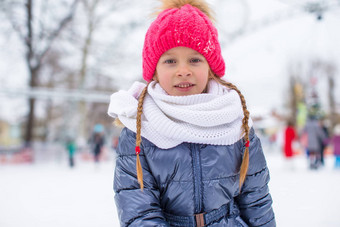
[266, 152, 340, 227]
[0, 148, 339, 227]
[0, 161, 117, 227]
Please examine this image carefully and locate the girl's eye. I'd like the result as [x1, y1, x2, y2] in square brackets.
[165, 59, 176, 64]
[190, 58, 201, 63]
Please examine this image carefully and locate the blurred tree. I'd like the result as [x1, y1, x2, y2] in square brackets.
[286, 62, 306, 127]
[325, 63, 336, 135]
[71, 0, 128, 142]
[1, 0, 79, 146]
[285, 58, 338, 134]
[0, 0, 155, 145]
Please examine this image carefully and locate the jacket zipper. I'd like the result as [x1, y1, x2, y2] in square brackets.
[192, 144, 203, 214]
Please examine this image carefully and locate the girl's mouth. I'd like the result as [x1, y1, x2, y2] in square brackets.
[174, 82, 195, 93]
[174, 83, 194, 88]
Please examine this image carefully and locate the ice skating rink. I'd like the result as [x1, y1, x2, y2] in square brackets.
[0, 151, 339, 227]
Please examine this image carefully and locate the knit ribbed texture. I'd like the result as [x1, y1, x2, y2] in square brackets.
[107, 80, 252, 149]
[142, 4, 225, 82]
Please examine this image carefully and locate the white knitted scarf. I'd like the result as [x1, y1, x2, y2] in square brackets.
[107, 80, 252, 149]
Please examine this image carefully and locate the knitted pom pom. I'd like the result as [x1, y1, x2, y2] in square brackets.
[156, 0, 215, 21]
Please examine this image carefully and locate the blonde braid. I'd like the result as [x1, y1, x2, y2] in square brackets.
[212, 76, 250, 191]
[135, 82, 150, 191]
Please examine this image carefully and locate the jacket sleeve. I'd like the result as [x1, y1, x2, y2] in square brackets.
[114, 128, 170, 227]
[235, 128, 276, 227]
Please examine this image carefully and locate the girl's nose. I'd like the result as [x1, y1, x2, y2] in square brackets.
[176, 64, 192, 77]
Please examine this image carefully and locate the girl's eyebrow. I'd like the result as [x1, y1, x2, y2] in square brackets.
[161, 52, 174, 56]
[191, 54, 203, 57]
[188, 51, 203, 56]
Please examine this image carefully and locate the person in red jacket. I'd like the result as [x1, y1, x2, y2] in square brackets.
[284, 120, 296, 169]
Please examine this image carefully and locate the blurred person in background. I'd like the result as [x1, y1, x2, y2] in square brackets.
[111, 136, 119, 151]
[303, 115, 328, 169]
[66, 137, 77, 168]
[283, 119, 296, 170]
[319, 118, 329, 166]
[330, 124, 340, 168]
[90, 124, 105, 163]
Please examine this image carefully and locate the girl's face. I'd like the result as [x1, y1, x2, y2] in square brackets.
[155, 46, 210, 96]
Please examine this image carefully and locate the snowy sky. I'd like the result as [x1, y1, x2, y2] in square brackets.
[214, 0, 340, 115]
[1, 0, 340, 121]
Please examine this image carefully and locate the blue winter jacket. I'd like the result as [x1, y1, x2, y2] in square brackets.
[114, 127, 275, 227]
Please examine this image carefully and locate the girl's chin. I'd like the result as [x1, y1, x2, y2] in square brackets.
[168, 89, 202, 96]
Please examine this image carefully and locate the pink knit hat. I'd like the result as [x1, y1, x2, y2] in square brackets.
[142, 4, 225, 82]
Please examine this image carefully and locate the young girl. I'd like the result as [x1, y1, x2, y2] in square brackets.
[108, 1, 275, 226]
